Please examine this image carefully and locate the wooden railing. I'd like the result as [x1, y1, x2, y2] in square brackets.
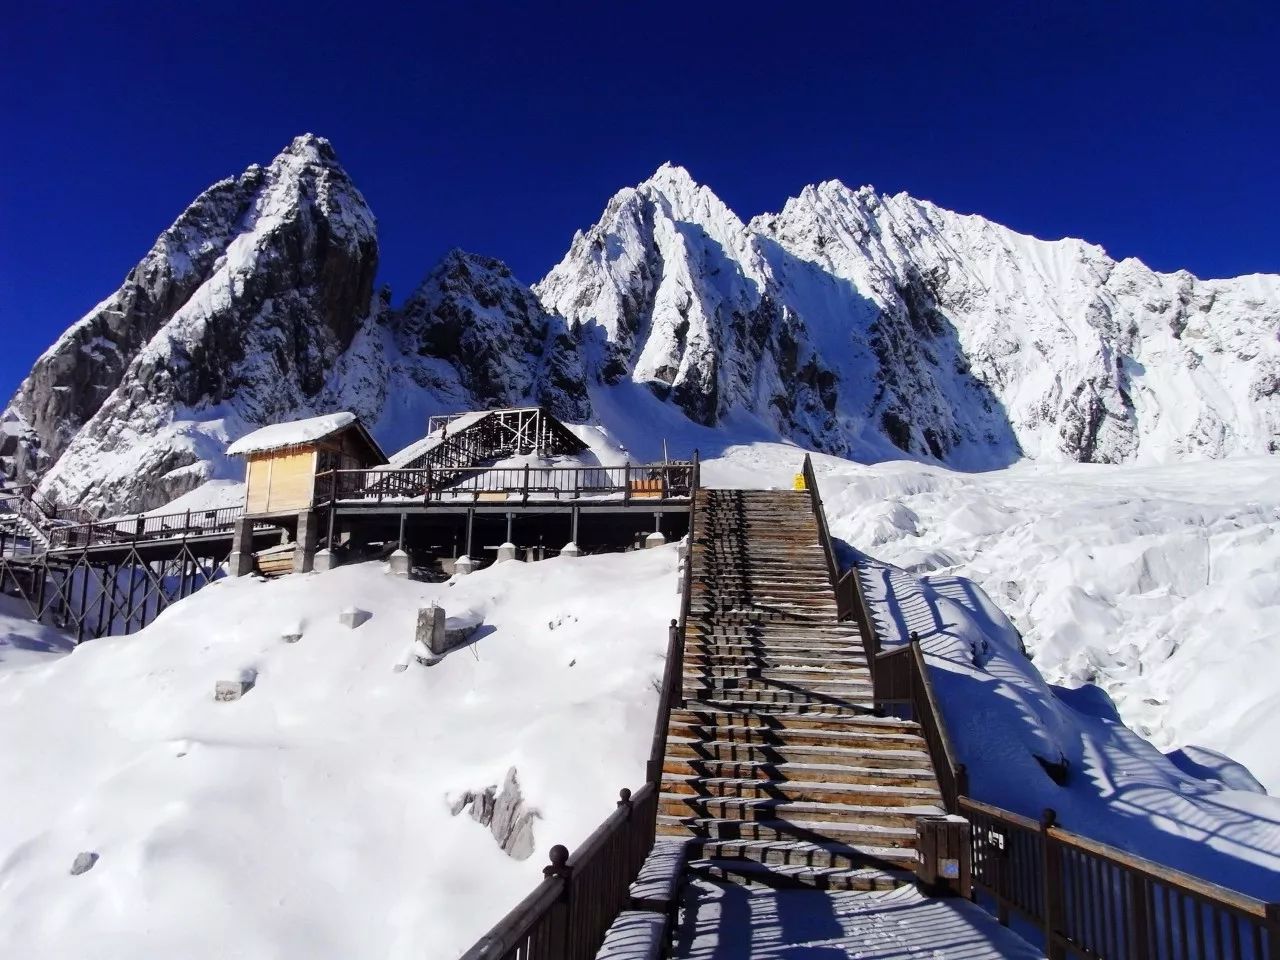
[963, 797, 1279, 959]
[46, 506, 247, 551]
[802, 456, 1278, 957]
[459, 785, 659, 960]
[646, 482, 697, 784]
[314, 461, 695, 507]
[456, 454, 698, 959]
[801, 454, 838, 592]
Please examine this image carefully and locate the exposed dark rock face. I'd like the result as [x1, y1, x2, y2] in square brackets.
[3, 134, 380, 513]
[393, 251, 591, 422]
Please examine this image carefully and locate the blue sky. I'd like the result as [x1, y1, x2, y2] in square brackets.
[2, 1, 1276, 398]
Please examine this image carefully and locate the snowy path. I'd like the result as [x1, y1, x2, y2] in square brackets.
[670, 879, 1043, 959]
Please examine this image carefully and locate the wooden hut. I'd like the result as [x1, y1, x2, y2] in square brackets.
[226, 412, 386, 518]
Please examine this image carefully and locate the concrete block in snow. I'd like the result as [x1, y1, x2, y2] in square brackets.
[215, 680, 250, 701]
[338, 607, 371, 629]
[645, 531, 667, 548]
[416, 605, 447, 656]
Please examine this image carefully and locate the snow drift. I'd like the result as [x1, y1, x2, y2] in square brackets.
[0, 551, 678, 959]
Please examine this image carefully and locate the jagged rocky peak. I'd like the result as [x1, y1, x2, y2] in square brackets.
[756, 178, 1280, 463]
[5, 145, 1278, 515]
[536, 163, 811, 437]
[3, 134, 380, 513]
[392, 250, 591, 422]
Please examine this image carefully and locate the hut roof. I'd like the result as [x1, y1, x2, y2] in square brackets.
[227, 413, 363, 457]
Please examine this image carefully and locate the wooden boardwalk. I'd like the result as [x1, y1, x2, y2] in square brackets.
[656, 488, 945, 891]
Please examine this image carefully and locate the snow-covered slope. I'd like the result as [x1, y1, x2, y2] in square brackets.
[0, 551, 678, 958]
[859, 544, 1279, 900]
[755, 183, 1280, 464]
[703, 443, 1280, 799]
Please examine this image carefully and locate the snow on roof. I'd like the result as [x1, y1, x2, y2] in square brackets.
[386, 410, 490, 467]
[226, 412, 357, 456]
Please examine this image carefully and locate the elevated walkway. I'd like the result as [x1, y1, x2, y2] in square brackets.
[656, 489, 944, 892]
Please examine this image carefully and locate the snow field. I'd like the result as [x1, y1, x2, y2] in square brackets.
[703, 442, 1280, 897]
[0, 549, 678, 959]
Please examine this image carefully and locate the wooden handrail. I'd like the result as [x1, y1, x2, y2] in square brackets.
[960, 795, 1279, 957]
[459, 454, 697, 960]
[457, 784, 659, 960]
[801, 454, 838, 591]
[909, 639, 967, 808]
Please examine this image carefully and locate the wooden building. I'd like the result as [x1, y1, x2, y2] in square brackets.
[226, 412, 386, 518]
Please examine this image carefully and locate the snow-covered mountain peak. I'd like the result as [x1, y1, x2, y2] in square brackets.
[258, 134, 376, 250]
[280, 131, 338, 162]
[5, 145, 1277, 513]
[636, 163, 749, 255]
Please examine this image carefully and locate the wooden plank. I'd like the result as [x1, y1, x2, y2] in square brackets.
[1047, 825, 1270, 918]
[266, 448, 315, 513]
[246, 456, 271, 514]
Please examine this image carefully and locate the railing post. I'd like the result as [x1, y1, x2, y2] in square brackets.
[543, 844, 572, 959]
[522, 463, 530, 505]
[624, 462, 631, 504]
[330, 469, 338, 507]
[1042, 808, 1066, 960]
[1127, 870, 1151, 960]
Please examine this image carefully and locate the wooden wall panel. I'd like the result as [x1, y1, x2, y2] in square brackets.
[246, 457, 271, 514]
[267, 449, 317, 513]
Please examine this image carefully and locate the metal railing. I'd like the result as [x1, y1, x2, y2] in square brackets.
[456, 453, 698, 960]
[315, 461, 695, 507]
[801, 454, 1280, 958]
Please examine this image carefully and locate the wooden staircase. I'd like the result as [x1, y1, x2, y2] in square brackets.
[656, 488, 945, 891]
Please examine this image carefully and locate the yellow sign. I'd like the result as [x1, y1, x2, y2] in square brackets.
[793, 473, 807, 491]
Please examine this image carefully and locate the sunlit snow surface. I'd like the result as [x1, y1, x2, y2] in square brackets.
[705, 443, 1280, 896]
[670, 881, 1044, 959]
[0, 552, 678, 958]
[2, 442, 1278, 955]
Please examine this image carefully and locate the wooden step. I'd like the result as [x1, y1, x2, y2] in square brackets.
[682, 667, 872, 685]
[655, 813, 920, 847]
[690, 836, 919, 870]
[657, 793, 943, 827]
[669, 707, 919, 734]
[660, 773, 942, 807]
[683, 653, 868, 670]
[685, 856, 909, 892]
[662, 757, 937, 788]
[663, 738, 932, 770]
[678, 696, 876, 716]
[682, 664, 871, 681]
[682, 698, 875, 717]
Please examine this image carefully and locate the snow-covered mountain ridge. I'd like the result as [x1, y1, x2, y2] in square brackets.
[3, 138, 1276, 512]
